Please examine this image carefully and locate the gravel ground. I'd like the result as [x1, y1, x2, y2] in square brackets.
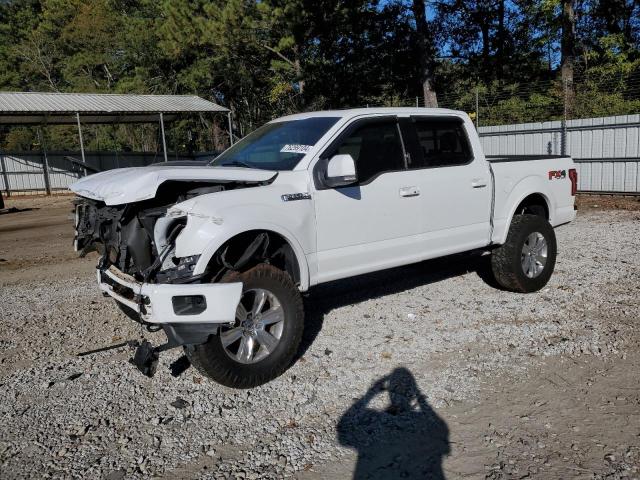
[0, 197, 639, 479]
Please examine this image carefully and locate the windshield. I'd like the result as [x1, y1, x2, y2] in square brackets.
[211, 117, 340, 170]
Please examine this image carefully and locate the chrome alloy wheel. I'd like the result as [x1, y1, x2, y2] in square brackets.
[521, 232, 548, 279]
[220, 288, 285, 364]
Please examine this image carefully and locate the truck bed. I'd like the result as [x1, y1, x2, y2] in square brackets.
[486, 155, 569, 163]
[489, 154, 576, 245]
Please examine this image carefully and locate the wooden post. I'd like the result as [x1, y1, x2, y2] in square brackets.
[561, 0, 575, 119]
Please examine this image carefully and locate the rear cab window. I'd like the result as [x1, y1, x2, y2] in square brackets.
[403, 117, 473, 169]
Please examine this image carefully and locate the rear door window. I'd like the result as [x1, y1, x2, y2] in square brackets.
[411, 118, 473, 168]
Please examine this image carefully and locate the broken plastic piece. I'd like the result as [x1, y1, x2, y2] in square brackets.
[169, 355, 191, 378]
[130, 340, 159, 377]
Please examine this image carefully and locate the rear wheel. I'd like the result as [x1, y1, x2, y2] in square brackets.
[491, 214, 557, 293]
[186, 263, 304, 388]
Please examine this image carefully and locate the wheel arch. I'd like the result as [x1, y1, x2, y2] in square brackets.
[193, 225, 310, 291]
[514, 192, 550, 220]
[493, 179, 555, 245]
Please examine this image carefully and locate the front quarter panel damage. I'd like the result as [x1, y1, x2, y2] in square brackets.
[73, 177, 277, 283]
[169, 180, 314, 290]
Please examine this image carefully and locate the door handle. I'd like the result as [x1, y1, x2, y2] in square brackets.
[471, 179, 488, 188]
[400, 186, 420, 197]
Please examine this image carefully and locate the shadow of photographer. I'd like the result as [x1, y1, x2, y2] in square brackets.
[337, 367, 450, 479]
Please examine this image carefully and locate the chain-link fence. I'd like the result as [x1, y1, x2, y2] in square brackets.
[361, 69, 640, 128]
[438, 72, 640, 128]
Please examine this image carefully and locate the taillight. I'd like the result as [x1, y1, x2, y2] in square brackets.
[569, 168, 578, 196]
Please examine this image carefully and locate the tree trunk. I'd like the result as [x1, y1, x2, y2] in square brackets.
[294, 47, 304, 95]
[496, 0, 505, 78]
[295, 58, 304, 94]
[411, 0, 438, 107]
[481, 22, 490, 75]
[561, 0, 575, 117]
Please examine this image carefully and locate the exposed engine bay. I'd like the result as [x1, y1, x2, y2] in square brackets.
[74, 179, 262, 286]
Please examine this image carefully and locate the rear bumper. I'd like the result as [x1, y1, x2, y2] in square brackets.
[97, 266, 242, 325]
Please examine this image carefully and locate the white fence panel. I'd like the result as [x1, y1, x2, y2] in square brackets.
[479, 114, 640, 193]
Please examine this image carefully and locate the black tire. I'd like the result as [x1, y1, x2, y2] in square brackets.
[491, 214, 557, 293]
[185, 263, 304, 388]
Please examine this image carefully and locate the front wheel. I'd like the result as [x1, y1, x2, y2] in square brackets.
[185, 263, 304, 388]
[491, 214, 557, 293]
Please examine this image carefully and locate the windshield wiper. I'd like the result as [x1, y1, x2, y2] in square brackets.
[218, 160, 253, 168]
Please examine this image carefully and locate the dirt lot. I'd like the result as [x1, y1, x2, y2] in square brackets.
[1, 194, 639, 479]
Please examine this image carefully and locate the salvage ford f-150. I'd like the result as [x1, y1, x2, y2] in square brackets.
[71, 108, 577, 388]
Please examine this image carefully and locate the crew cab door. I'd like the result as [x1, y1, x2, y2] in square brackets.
[400, 116, 492, 255]
[312, 117, 423, 283]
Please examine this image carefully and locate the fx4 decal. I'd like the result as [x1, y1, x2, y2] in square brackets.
[548, 170, 566, 180]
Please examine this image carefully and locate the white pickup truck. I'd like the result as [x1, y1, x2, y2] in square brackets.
[71, 108, 577, 388]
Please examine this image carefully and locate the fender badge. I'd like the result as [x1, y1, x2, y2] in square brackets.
[548, 170, 566, 180]
[281, 193, 312, 202]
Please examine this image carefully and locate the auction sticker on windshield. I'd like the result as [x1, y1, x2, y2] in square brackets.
[280, 144, 312, 154]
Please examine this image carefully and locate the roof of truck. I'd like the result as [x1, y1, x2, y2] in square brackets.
[272, 107, 467, 122]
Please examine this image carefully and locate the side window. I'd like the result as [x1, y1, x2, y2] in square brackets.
[335, 121, 405, 184]
[412, 119, 472, 168]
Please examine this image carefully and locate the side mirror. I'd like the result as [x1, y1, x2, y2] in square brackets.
[325, 154, 357, 188]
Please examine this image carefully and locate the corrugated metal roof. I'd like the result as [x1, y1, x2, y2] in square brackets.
[0, 91, 228, 114]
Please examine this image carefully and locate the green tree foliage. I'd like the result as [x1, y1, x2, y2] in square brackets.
[0, 0, 638, 150]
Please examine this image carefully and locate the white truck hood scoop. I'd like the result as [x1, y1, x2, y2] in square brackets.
[70, 165, 277, 205]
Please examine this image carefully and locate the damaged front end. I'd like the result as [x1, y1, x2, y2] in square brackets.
[73, 179, 262, 377]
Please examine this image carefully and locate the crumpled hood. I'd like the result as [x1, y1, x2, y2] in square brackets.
[70, 164, 277, 205]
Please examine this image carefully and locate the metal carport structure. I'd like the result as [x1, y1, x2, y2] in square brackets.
[0, 92, 231, 195]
